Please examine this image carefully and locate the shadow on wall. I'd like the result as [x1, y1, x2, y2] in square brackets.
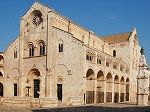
[32, 105, 150, 112]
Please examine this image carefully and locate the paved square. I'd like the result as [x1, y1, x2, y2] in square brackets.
[1, 104, 150, 112]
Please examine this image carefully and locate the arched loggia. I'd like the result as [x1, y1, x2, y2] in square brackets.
[120, 77, 125, 102]
[86, 68, 95, 104]
[106, 73, 113, 102]
[114, 75, 119, 103]
[96, 70, 104, 103]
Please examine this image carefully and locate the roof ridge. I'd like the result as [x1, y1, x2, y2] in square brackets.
[102, 31, 132, 44]
[33, 1, 100, 37]
[102, 32, 131, 38]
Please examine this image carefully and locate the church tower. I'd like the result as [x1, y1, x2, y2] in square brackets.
[137, 47, 149, 105]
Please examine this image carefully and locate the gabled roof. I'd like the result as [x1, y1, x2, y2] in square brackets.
[102, 32, 132, 44]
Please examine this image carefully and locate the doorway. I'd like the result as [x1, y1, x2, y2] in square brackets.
[34, 79, 40, 98]
[57, 84, 62, 101]
[0, 82, 3, 97]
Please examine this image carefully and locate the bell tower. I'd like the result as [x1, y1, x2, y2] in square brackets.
[137, 47, 149, 105]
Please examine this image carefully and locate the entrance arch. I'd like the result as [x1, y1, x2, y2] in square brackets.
[126, 78, 130, 101]
[27, 68, 41, 98]
[106, 73, 113, 102]
[120, 77, 125, 102]
[0, 82, 3, 96]
[96, 70, 104, 103]
[86, 68, 95, 104]
[114, 75, 119, 103]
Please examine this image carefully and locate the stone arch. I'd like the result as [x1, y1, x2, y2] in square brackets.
[114, 75, 119, 83]
[37, 40, 45, 56]
[0, 55, 4, 61]
[120, 77, 125, 84]
[86, 68, 95, 80]
[106, 72, 113, 102]
[106, 72, 113, 82]
[86, 68, 95, 104]
[57, 77, 63, 84]
[97, 70, 104, 80]
[27, 68, 41, 98]
[114, 75, 119, 103]
[126, 78, 130, 101]
[28, 43, 34, 57]
[120, 76, 125, 102]
[0, 82, 3, 97]
[126, 78, 130, 84]
[28, 68, 40, 78]
[96, 70, 104, 103]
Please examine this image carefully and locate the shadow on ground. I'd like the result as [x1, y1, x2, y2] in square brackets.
[32, 106, 150, 112]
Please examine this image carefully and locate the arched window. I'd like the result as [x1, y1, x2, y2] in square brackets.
[97, 55, 102, 64]
[59, 40, 63, 52]
[39, 42, 45, 56]
[14, 50, 17, 58]
[113, 50, 116, 57]
[86, 54, 89, 60]
[0, 55, 4, 61]
[29, 44, 34, 57]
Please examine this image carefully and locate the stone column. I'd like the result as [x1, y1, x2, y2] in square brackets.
[40, 76, 45, 98]
[112, 82, 114, 103]
[45, 75, 51, 97]
[104, 80, 106, 103]
[94, 78, 97, 103]
[118, 83, 120, 102]
[20, 76, 26, 97]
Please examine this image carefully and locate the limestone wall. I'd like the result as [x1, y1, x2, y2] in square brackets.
[51, 27, 84, 105]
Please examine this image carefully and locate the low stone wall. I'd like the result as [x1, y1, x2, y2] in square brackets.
[66, 97, 82, 106]
[1, 97, 58, 107]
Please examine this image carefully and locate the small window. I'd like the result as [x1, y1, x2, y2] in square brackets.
[14, 83, 17, 96]
[106, 62, 109, 67]
[113, 50, 116, 57]
[113, 64, 117, 69]
[29, 44, 34, 57]
[97, 58, 101, 64]
[120, 66, 123, 71]
[59, 40, 63, 52]
[14, 51, 17, 58]
[39, 42, 45, 56]
[89, 56, 92, 61]
[86, 55, 89, 60]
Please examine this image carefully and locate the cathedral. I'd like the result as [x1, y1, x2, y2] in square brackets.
[0, 2, 150, 107]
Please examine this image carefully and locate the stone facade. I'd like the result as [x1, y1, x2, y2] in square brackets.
[0, 2, 150, 107]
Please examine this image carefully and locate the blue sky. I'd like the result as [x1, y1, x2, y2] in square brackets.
[0, 0, 150, 64]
